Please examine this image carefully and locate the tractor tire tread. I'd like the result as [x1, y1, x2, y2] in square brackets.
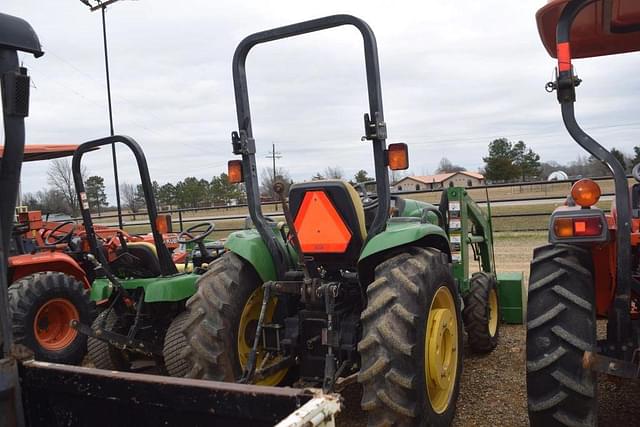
[358, 247, 462, 427]
[526, 244, 597, 427]
[8, 271, 94, 364]
[462, 272, 500, 353]
[182, 253, 259, 381]
[163, 311, 191, 377]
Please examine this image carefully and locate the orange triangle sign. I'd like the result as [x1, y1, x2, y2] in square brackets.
[293, 191, 352, 253]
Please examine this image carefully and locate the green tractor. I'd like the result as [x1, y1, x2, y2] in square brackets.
[70, 136, 217, 375]
[180, 15, 503, 426]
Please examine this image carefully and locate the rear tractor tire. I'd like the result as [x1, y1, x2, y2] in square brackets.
[358, 247, 463, 427]
[526, 244, 597, 426]
[8, 272, 95, 364]
[463, 272, 500, 353]
[182, 252, 289, 385]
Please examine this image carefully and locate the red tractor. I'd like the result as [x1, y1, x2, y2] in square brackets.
[527, 1, 640, 425]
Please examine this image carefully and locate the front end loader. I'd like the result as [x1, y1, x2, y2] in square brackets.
[179, 15, 503, 426]
[527, 0, 640, 425]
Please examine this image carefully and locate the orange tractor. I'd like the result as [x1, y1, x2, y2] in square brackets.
[527, 1, 640, 425]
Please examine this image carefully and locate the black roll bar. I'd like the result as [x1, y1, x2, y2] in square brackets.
[72, 136, 178, 277]
[231, 15, 390, 278]
[555, 0, 637, 353]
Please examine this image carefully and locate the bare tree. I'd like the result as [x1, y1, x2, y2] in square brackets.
[47, 159, 86, 216]
[323, 166, 344, 179]
[260, 167, 292, 200]
[435, 157, 466, 174]
[121, 182, 144, 220]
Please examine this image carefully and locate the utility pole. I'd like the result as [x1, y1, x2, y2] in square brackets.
[80, 0, 123, 229]
[266, 143, 282, 209]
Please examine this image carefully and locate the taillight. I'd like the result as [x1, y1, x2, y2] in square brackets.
[553, 216, 603, 238]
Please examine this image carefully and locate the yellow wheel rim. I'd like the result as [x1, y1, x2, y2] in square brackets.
[237, 287, 288, 386]
[425, 286, 458, 414]
[488, 288, 499, 337]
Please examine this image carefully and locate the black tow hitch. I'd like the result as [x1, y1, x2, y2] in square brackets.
[70, 319, 162, 357]
[583, 351, 640, 379]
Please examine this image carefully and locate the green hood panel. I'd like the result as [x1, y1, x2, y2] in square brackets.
[225, 229, 277, 282]
[90, 273, 199, 303]
[359, 220, 448, 262]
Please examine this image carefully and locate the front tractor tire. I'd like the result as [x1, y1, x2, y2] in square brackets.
[526, 244, 597, 427]
[463, 272, 500, 353]
[358, 247, 463, 427]
[163, 310, 191, 377]
[8, 272, 95, 364]
[182, 252, 288, 385]
[87, 309, 133, 371]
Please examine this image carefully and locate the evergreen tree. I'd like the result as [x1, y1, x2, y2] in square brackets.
[84, 175, 108, 215]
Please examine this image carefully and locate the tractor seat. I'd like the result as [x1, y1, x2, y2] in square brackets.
[111, 241, 162, 278]
[289, 180, 367, 268]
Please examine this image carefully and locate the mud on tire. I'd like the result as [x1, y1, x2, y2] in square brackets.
[8, 272, 95, 364]
[358, 247, 463, 427]
[463, 272, 500, 353]
[526, 244, 597, 426]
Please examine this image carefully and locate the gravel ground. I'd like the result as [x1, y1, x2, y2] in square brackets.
[336, 233, 640, 426]
[337, 323, 640, 426]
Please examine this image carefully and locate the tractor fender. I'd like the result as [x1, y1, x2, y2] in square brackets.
[89, 274, 199, 303]
[224, 229, 278, 282]
[9, 252, 91, 288]
[358, 221, 451, 286]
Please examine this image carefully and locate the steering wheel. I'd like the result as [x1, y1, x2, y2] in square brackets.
[633, 164, 640, 183]
[178, 222, 215, 244]
[178, 222, 215, 267]
[42, 221, 76, 246]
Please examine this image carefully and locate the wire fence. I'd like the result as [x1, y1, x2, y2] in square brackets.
[74, 175, 623, 236]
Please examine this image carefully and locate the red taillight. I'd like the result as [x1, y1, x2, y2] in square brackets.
[553, 216, 603, 238]
[573, 217, 602, 237]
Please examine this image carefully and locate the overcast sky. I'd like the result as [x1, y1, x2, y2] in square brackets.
[5, 0, 640, 202]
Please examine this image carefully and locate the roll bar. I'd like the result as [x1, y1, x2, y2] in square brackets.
[231, 15, 390, 279]
[72, 136, 178, 277]
[552, 0, 640, 352]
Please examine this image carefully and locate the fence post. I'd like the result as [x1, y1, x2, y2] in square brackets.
[178, 210, 183, 232]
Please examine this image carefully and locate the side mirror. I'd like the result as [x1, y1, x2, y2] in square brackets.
[387, 143, 409, 170]
[228, 160, 244, 183]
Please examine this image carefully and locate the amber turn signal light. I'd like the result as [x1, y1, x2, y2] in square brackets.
[387, 143, 409, 171]
[571, 179, 601, 207]
[155, 214, 172, 234]
[228, 160, 244, 183]
[553, 217, 574, 237]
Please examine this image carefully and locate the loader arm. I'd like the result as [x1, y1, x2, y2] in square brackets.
[446, 187, 496, 295]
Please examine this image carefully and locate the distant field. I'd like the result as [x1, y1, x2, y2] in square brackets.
[92, 177, 620, 236]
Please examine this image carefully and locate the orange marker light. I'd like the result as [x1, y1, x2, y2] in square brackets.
[571, 179, 601, 207]
[155, 215, 171, 234]
[387, 143, 409, 170]
[228, 160, 243, 184]
[554, 217, 573, 238]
